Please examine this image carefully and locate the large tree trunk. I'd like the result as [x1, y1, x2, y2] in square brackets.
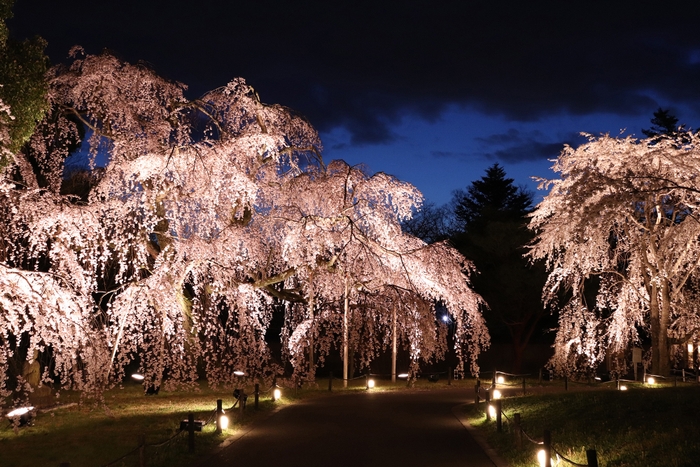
[650, 280, 671, 376]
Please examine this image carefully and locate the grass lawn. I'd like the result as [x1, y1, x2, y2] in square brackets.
[466, 382, 700, 467]
[0, 375, 457, 467]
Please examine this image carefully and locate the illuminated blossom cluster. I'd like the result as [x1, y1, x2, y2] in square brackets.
[529, 134, 700, 376]
[0, 52, 488, 403]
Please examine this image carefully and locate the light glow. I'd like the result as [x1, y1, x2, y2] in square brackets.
[7, 407, 34, 418]
[273, 388, 281, 400]
[219, 415, 229, 430]
[492, 389, 502, 399]
[488, 405, 497, 418]
[233, 370, 245, 376]
[537, 449, 561, 467]
[496, 375, 505, 384]
[689, 343, 694, 353]
[398, 373, 409, 379]
[620, 385, 628, 391]
[131, 373, 145, 381]
[367, 378, 375, 389]
[647, 376, 656, 385]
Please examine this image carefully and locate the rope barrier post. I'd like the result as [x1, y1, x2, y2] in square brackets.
[682, 368, 686, 382]
[485, 388, 491, 421]
[188, 412, 195, 453]
[254, 384, 260, 410]
[586, 449, 599, 467]
[514, 413, 522, 449]
[522, 377, 526, 396]
[138, 433, 146, 467]
[215, 399, 223, 433]
[496, 398, 502, 433]
[475, 379, 480, 405]
[365, 371, 369, 390]
[329, 371, 333, 392]
[539, 367, 542, 383]
[543, 429, 552, 467]
[492, 369, 497, 388]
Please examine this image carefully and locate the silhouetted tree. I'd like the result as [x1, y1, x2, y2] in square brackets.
[642, 108, 689, 143]
[452, 164, 549, 373]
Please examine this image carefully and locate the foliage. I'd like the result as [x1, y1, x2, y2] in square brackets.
[0, 0, 49, 167]
[0, 51, 488, 404]
[529, 134, 700, 376]
[451, 164, 547, 372]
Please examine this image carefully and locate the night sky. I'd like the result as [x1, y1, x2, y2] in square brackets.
[8, 0, 700, 205]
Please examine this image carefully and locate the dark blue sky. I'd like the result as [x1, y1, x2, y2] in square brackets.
[9, 0, 700, 205]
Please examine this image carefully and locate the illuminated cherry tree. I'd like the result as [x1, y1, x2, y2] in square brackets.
[0, 51, 488, 403]
[529, 134, 700, 376]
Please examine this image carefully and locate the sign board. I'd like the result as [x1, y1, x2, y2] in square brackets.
[632, 347, 642, 364]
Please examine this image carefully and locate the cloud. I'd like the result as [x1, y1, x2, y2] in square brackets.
[478, 129, 585, 163]
[12, 0, 700, 146]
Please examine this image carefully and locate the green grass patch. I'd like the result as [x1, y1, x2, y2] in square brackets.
[466, 384, 700, 467]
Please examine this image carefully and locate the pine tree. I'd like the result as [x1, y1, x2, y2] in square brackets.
[452, 164, 549, 373]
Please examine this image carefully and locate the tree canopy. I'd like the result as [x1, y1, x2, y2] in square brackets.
[529, 133, 700, 377]
[0, 51, 488, 403]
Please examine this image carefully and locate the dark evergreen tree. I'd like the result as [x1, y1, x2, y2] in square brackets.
[453, 163, 532, 231]
[642, 108, 689, 143]
[452, 164, 550, 373]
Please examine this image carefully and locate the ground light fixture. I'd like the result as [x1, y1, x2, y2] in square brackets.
[619, 385, 628, 391]
[646, 376, 656, 385]
[397, 373, 409, 379]
[496, 375, 505, 384]
[273, 388, 282, 401]
[367, 378, 375, 389]
[6, 406, 35, 426]
[487, 404, 497, 418]
[233, 370, 245, 377]
[537, 449, 561, 467]
[219, 413, 229, 430]
[131, 373, 145, 381]
[492, 389, 502, 400]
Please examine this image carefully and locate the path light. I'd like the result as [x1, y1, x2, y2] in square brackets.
[619, 385, 628, 391]
[367, 378, 375, 389]
[233, 370, 245, 377]
[492, 389, 502, 400]
[131, 373, 145, 381]
[273, 388, 282, 401]
[219, 414, 229, 430]
[397, 373, 409, 379]
[646, 376, 656, 385]
[496, 375, 505, 384]
[537, 449, 561, 467]
[488, 404, 497, 418]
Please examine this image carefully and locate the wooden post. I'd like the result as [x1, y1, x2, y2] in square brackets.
[514, 413, 522, 449]
[543, 429, 552, 467]
[329, 371, 333, 392]
[492, 369, 497, 388]
[485, 389, 491, 421]
[448, 366, 452, 386]
[138, 433, 146, 467]
[188, 412, 195, 453]
[475, 379, 481, 404]
[365, 371, 370, 390]
[254, 384, 260, 410]
[215, 399, 223, 434]
[496, 398, 502, 433]
[539, 367, 543, 383]
[586, 449, 599, 467]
